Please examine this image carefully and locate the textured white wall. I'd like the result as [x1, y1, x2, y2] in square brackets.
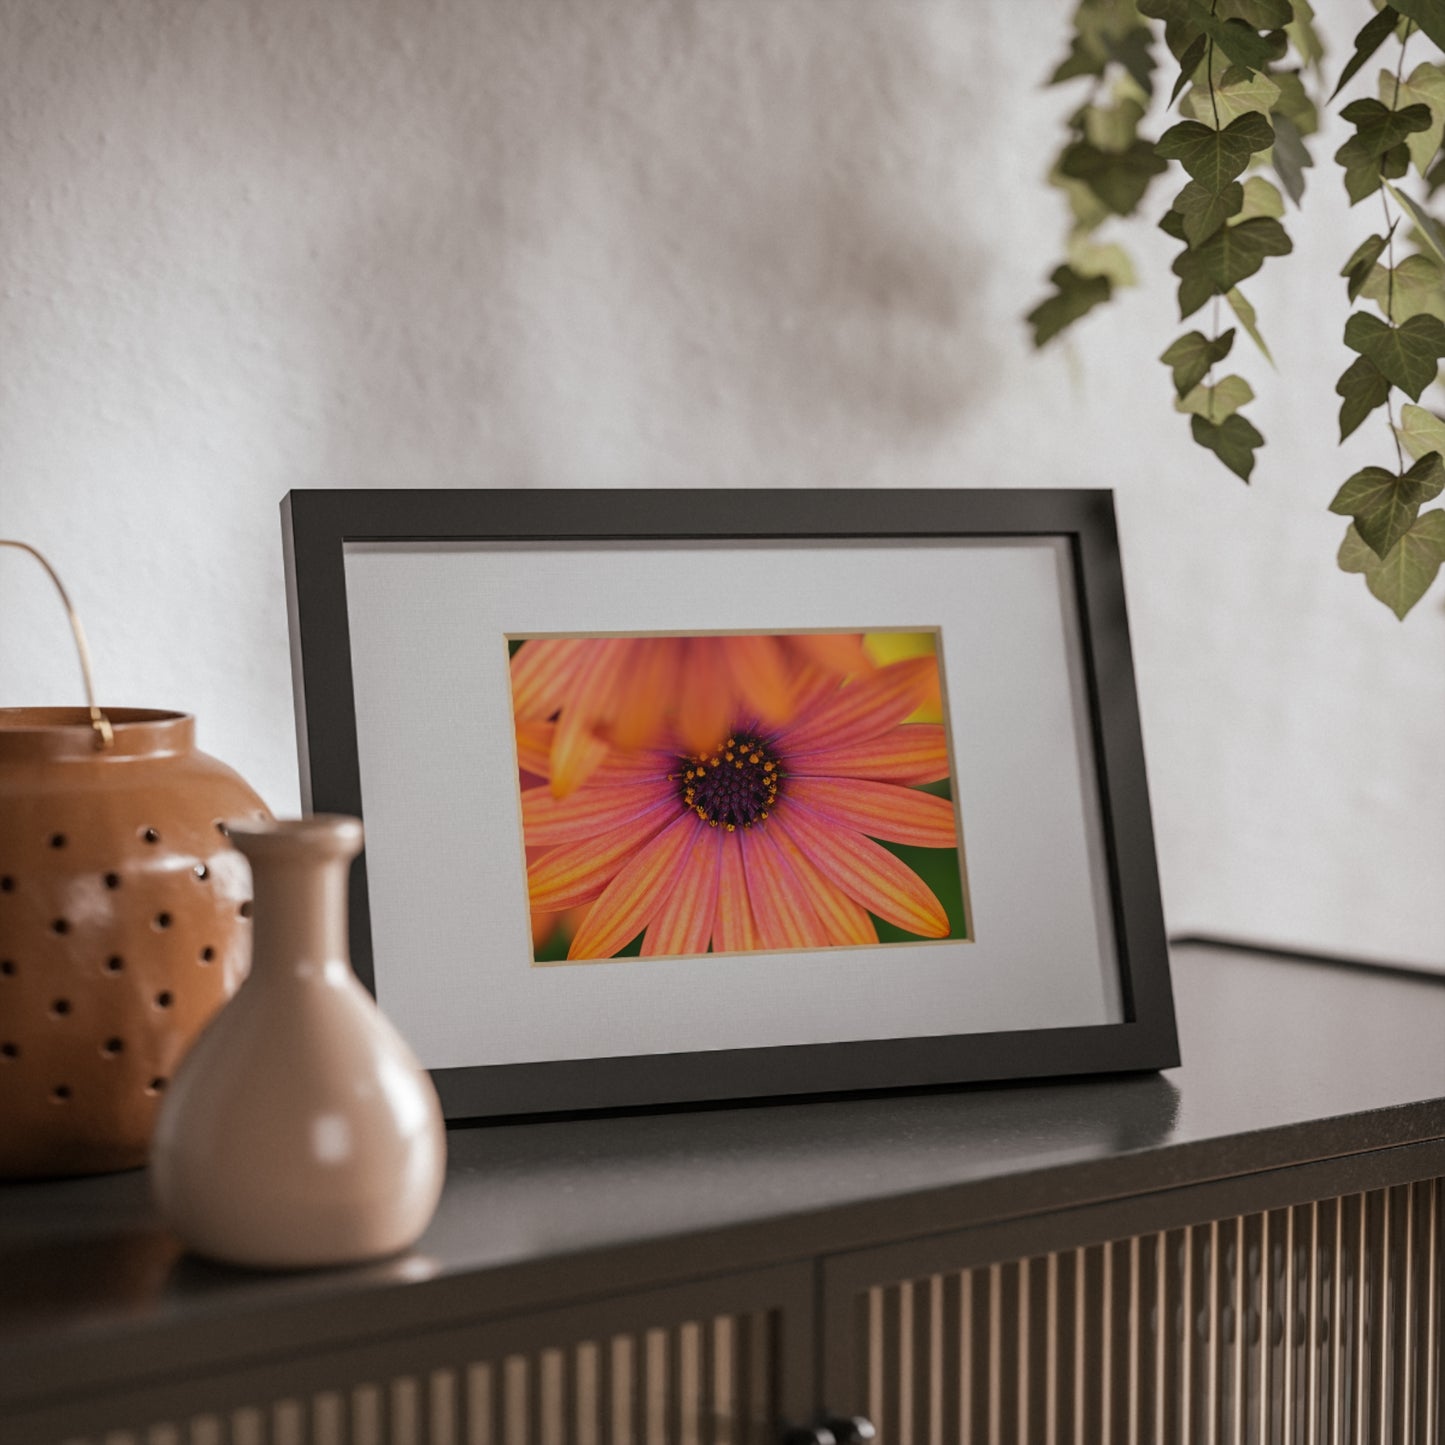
[2, 1, 1440, 969]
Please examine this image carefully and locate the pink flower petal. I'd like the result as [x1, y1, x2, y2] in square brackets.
[768, 819, 877, 946]
[776, 657, 939, 754]
[549, 638, 627, 797]
[776, 801, 951, 938]
[642, 828, 723, 958]
[676, 639, 734, 754]
[786, 777, 958, 849]
[510, 638, 587, 721]
[568, 813, 702, 960]
[714, 831, 760, 954]
[527, 800, 679, 911]
[610, 638, 685, 750]
[739, 827, 831, 950]
[786, 723, 952, 785]
[522, 781, 672, 848]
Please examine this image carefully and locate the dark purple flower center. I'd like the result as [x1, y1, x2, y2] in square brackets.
[677, 735, 781, 830]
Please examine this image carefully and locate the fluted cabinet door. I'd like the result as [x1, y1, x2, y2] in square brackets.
[822, 1176, 1445, 1445]
[8, 1263, 815, 1445]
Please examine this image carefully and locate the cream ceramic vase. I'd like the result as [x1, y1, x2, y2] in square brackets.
[149, 815, 446, 1269]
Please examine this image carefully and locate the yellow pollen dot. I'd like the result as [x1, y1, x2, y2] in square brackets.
[708, 819, 719, 827]
[749, 753, 760, 764]
[760, 810, 769, 819]
[727, 737, 736, 747]
[725, 751, 734, 762]
[763, 761, 774, 772]
[726, 822, 736, 832]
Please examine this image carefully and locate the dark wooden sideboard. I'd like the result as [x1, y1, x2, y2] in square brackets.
[2, 940, 1443, 1445]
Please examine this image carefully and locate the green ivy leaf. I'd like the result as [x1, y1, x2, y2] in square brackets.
[1359, 252, 1445, 321]
[1384, 181, 1445, 266]
[1175, 372, 1256, 419]
[1138, 0, 1205, 64]
[1382, 62, 1445, 174]
[1343, 311, 1445, 399]
[1236, 175, 1285, 222]
[1173, 216, 1293, 317]
[1159, 207, 1188, 241]
[1177, 178, 1246, 243]
[1328, 452, 1445, 557]
[1084, 97, 1149, 152]
[1202, 14, 1288, 73]
[1341, 232, 1391, 302]
[1103, 28, 1160, 96]
[1183, 65, 1282, 125]
[1335, 100, 1432, 203]
[1396, 401, 1445, 460]
[1170, 33, 1209, 106]
[1060, 138, 1170, 215]
[1067, 239, 1139, 288]
[1027, 265, 1114, 347]
[1050, 0, 1155, 84]
[1226, 286, 1274, 362]
[1392, 0, 1445, 57]
[1269, 111, 1313, 205]
[1330, 5, 1401, 102]
[1160, 327, 1237, 394]
[1336, 354, 1392, 439]
[1157, 113, 1275, 190]
[1286, 0, 1325, 71]
[1217, 0, 1293, 26]
[1337, 509, 1445, 617]
[1270, 70, 1319, 136]
[1191, 411, 1265, 480]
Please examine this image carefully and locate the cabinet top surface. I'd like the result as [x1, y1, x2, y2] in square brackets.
[3, 941, 1444, 1394]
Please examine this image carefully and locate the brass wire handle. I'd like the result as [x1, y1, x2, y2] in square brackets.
[0, 539, 114, 749]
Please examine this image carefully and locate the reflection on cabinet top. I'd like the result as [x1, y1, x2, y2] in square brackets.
[2, 941, 1443, 1409]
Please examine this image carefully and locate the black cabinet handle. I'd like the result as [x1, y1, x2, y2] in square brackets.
[783, 1416, 876, 1444]
[823, 1417, 877, 1444]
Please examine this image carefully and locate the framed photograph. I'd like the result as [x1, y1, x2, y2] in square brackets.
[282, 489, 1177, 1118]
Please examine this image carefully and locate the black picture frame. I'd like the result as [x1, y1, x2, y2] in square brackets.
[281, 488, 1178, 1119]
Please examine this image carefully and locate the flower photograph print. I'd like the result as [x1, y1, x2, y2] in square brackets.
[509, 630, 971, 964]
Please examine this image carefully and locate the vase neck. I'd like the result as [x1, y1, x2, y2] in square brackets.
[227, 816, 364, 975]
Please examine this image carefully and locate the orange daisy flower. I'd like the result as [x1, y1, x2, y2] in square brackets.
[520, 656, 962, 961]
[509, 632, 876, 797]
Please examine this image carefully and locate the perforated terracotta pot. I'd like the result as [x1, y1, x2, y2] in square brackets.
[0, 708, 270, 1177]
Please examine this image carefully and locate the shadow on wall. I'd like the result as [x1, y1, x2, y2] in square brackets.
[299, 0, 998, 488]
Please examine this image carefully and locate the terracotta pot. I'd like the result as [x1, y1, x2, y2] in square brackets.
[150, 815, 447, 1270]
[0, 708, 270, 1178]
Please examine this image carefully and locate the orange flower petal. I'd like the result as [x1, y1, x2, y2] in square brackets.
[783, 632, 873, 677]
[713, 831, 759, 954]
[676, 639, 733, 754]
[609, 638, 684, 750]
[777, 657, 939, 754]
[768, 820, 877, 946]
[527, 801, 678, 911]
[514, 720, 556, 780]
[522, 781, 669, 848]
[721, 634, 794, 726]
[549, 638, 626, 797]
[510, 638, 587, 721]
[739, 827, 830, 950]
[777, 802, 951, 938]
[568, 813, 701, 960]
[642, 828, 722, 958]
[787, 723, 952, 785]
[786, 777, 958, 849]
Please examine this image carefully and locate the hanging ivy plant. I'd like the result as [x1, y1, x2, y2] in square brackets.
[1030, 0, 1445, 618]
